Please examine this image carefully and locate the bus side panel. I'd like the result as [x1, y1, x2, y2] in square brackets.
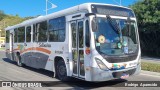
[44, 42, 69, 72]
[19, 41, 50, 69]
[22, 51, 49, 69]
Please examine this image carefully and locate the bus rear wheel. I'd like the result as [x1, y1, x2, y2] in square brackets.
[16, 54, 22, 67]
[56, 60, 70, 81]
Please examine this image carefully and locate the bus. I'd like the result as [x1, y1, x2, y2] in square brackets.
[5, 3, 141, 81]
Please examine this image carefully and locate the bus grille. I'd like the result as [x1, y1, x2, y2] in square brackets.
[102, 53, 138, 63]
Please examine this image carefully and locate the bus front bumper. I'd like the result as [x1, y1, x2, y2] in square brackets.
[89, 63, 141, 81]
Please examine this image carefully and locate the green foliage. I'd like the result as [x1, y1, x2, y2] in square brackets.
[130, 0, 160, 57]
[130, 0, 160, 32]
[0, 11, 34, 37]
[0, 10, 6, 21]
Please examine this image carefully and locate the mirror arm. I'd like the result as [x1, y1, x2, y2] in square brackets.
[85, 13, 96, 17]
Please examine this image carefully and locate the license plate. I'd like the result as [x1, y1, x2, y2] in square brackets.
[120, 73, 129, 79]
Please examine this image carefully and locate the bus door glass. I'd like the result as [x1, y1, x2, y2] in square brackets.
[32, 24, 37, 57]
[71, 20, 85, 78]
[10, 33, 14, 60]
[25, 26, 32, 61]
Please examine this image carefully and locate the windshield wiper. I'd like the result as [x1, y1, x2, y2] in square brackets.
[106, 15, 123, 44]
[106, 15, 121, 34]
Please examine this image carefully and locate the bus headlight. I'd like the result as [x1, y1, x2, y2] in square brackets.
[137, 55, 141, 65]
[95, 57, 109, 71]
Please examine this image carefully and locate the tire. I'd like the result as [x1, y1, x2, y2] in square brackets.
[56, 60, 70, 81]
[16, 54, 22, 67]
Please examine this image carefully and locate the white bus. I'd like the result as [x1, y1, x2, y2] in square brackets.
[5, 3, 141, 81]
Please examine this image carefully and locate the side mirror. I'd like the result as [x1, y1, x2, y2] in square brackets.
[92, 18, 98, 32]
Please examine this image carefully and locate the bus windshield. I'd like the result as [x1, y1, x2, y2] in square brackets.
[94, 17, 138, 56]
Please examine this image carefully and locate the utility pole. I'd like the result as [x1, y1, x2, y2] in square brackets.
[45, 0, 57, 15]
[113, 0, 122, 6]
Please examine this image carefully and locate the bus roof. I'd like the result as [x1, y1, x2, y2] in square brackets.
[5, 3, 132, 31]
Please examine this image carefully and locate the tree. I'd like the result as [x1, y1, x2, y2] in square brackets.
[130, 0, 160, 32]
[130, 0, 160, 57]
[0, 10, 6, 21]
[0, 13, 33, 37]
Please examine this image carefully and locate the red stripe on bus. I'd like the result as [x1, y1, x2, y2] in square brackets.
[20, 47, 51, 54]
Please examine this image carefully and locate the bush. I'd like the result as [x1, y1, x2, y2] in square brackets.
[141, 62, 160, 72]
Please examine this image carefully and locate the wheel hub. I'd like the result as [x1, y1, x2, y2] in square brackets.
[59, 66, 66, 75]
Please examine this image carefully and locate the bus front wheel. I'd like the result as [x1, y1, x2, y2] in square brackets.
[56, 59, 70, 81]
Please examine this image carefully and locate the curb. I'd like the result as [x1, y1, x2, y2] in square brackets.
[141, 57, 160, 63]
[141, 70, 160, 77]
[0, 50, 5, 52]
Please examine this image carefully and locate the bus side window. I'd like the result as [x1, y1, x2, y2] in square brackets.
[14, 29, 17, 43]
[85, 20, 90, 47]
[6, 30, 10, 43]
[48, 16, 65, 42]
[17, 27, 25, 43]
[33, 24, 36, 42]
[26, 26, 31, 42]
[36, 21, 47, 42]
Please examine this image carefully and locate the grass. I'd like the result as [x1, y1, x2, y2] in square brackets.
[0, 47, 5, 51]
[141, 61, 160, 72]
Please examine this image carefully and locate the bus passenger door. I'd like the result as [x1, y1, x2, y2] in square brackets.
[10, 33, 14, 60]
[71, 20, 85, 78]
[23, 26, 32, 66]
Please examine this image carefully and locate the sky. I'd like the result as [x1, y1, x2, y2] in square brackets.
[0, 0, 138, 17]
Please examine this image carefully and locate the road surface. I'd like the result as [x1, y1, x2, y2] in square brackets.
[0, 51, 159, 90]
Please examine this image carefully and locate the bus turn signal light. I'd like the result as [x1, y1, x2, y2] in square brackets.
[85, 47, 90, 55]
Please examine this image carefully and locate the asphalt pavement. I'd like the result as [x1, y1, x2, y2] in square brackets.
[141, 56, 160, 63]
